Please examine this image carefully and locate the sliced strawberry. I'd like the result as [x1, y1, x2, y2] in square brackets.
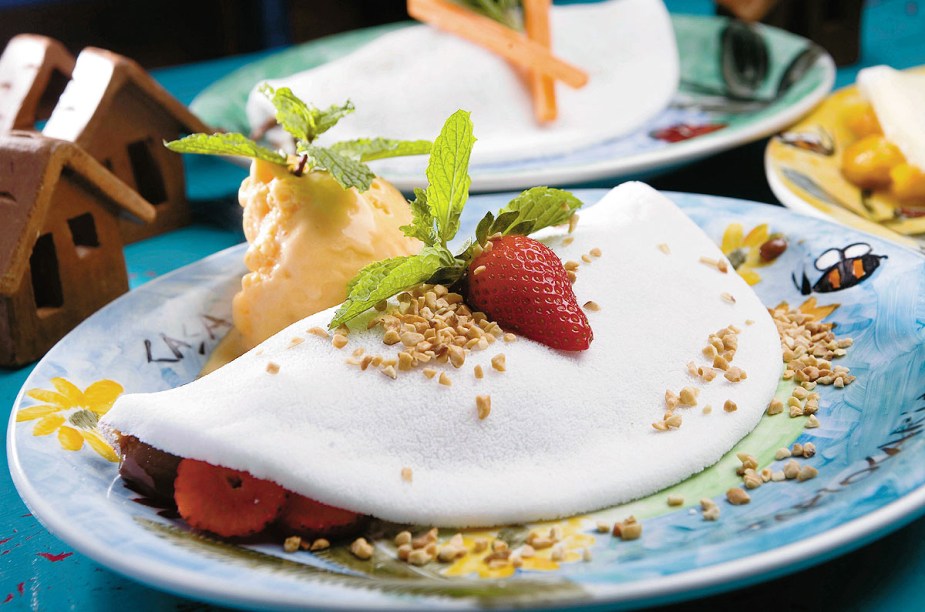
[467, 235, 592, 351]
[279, 493, 367, 540]
[174, 458, 287, 538]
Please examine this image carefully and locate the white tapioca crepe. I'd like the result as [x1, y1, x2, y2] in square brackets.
[245, 0, 679, 171]
[102, 183, 781, 528]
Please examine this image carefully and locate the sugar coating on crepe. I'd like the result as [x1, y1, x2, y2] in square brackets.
[245, 0, 678, 170]
[102, 183, 781, 528]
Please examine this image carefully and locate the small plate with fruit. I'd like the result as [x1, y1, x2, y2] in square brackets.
[765, 65, 925, 252]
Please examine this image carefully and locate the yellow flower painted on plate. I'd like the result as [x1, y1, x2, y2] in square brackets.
[17, 378, 123, 462]
[444, 517, 595, 579]
[720, 223, 787, 286]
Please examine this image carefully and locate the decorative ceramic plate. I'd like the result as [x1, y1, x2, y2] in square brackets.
[8, 190, 925, 610]
[765, 66, 925, 252]
[191, 16, 835, 192]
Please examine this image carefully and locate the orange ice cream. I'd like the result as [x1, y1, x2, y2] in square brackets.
[233, 160, 420, 349]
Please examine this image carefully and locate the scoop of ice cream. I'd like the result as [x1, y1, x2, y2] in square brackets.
[233, 161, 420, 349]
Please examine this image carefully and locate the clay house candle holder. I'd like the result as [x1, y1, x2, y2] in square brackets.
[0, 34, 75, 132]
[42, 47, 211, 244]
[0, 131, 155, 367]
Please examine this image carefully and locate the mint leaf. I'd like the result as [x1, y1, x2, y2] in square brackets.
[400, 188, 438, 246]
[330, 246, 455, 328]
[260, 84, 354, 143]
[426, 110, 475, 246]
[489, 210, 522, 236]
[496, 187, 583, 236]
[302, 145, 376, 192]
[329, 138, 432, 162]
[475, 211, 494, 246]
[165, 133, 287, 164]
[313, 101, 356, 136]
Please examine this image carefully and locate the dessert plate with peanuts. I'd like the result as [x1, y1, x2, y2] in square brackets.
[8, 190, 925, 610]
[766, 65, 925, 252]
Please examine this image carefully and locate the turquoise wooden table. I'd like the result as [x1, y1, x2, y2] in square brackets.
[3, 1, 925, 609]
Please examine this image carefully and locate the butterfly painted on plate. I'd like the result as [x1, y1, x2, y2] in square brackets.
[792, 242, 887, 295]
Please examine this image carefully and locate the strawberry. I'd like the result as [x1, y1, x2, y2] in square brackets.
[174, 458, 287, 538]
[466, 235, 592, 351]
[278, 493, 367, 540]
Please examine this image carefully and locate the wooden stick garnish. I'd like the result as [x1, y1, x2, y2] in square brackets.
[523, 0, 556, 122]
[407, 0, 588, 89]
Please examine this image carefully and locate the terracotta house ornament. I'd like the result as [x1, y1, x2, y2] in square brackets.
[42, 47, 211, 244]
[0, 131, 156, 367]
[0, 34, 75, 133]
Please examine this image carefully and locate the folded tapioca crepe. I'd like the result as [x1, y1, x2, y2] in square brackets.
[101, 183, 781, 528]
[245, 0, 679, 171]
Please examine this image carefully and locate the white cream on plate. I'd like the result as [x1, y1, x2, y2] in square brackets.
[101, 183, 781, 528]
[245, 0, 679, 173]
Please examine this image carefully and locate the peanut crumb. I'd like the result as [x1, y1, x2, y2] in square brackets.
[667, 494, 684, 506]
[723, 399, 738, 413]
[289, 337, 304, 348]
[265, 362, 280, 375]
[332, 334, 348, 349]
[721, 292, 736, 304]
[657, 243, 671, 254]
[308, 327, 329, 339]
[310, 538, 330, 551]
[568, 213, 579, 234]
[703, 404, 713, 415]
[491, 353, 506, 372]
[590, 247, 602, 257]
[283, 536, 301, 553]
[439, 372, 452, 386]
[476, 395, 491, 420]
[474, 364, 484, 379]
[350, 538, 374, 560]
[401, 467, 413, 483]
[726, 487, 751, 505]
[423, 368, 437, 379]
[583, 300, 601, 312]
[472, 265, 487, 276]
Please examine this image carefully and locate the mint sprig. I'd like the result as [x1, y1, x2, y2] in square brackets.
[165, 133, 287, 164]
[330, 110, 585, 330]
[164, 86, 430, 193]
[330, 138, 432, 162]
[474, 186, 583, 245]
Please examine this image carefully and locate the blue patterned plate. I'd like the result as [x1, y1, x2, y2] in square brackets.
[8, 190, 925, 610]
[191, 16, 835, 192]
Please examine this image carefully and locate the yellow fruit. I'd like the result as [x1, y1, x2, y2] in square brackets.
[890, 163, 925, 204]
[841, 135, 906, 190]
[844, 103, 882, 139]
